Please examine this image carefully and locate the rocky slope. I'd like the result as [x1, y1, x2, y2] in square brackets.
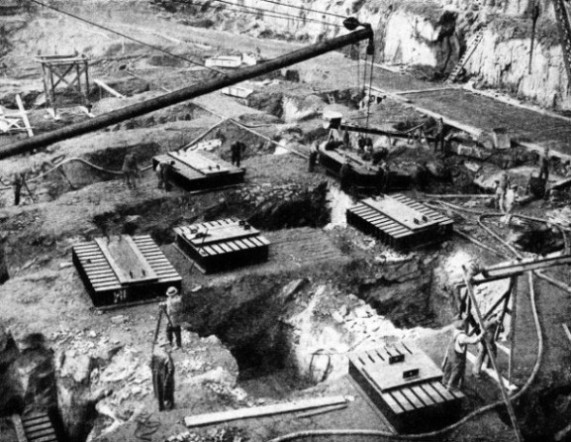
[157, 0, 571, 110]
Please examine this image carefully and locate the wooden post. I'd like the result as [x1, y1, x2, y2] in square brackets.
[509, 276, 518, 383]
[463, 268, 523, 442]
[15, 94, 33, 137]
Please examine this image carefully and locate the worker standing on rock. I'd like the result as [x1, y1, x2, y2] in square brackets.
[231, 141, 246, 167]
[539, 147, 550, 182]
[442, 317, 484, 392]
[160, 160, 176, 192]
[160, 286, 183, 348]
[122, 151, 139, 189]
[473, 313, 502, 378]
[151, 346, 175, 411]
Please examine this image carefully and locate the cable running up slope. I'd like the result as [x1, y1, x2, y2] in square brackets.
[28, 0, 226, 75]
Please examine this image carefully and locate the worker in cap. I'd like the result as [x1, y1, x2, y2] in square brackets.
[442, 316, 484, 392]
[160, 286, 184, 348]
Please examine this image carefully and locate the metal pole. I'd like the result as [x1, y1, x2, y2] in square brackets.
[508, 276, 518, 383]
[462, 268, 523, 442]
[0, 27, 373, 159]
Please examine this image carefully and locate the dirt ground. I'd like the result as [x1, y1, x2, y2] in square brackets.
[3, 2, 571, 442]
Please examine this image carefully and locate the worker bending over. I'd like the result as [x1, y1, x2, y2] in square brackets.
[151, 347, 175, 411]
[442, 317, 484, 392]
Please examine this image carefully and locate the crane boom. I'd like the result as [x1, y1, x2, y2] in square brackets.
[0, 27, 373, 160]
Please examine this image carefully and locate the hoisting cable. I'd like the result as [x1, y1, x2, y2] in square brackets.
[28, 0, 227, 76]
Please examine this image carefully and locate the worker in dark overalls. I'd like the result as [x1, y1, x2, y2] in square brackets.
[161, 161, 176, 192]
[339, 160, 352, 192]
[442, 318, 484, 392]
[375, 163, 385, 195]
[434, 118, 446, 152]
[231, 141, 246, 167]
[151, 347, 175, 411]
[12, 172, 24, 206]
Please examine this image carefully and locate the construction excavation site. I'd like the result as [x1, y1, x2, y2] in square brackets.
[6, 0, 571, 441]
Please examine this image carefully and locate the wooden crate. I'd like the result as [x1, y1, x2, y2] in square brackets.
[174, 218, 270, 273]
[152, 150, 245, 191]
[349, 343, 464, 433]
[72, 235, 181, 307]
[346, 194, 453, 250]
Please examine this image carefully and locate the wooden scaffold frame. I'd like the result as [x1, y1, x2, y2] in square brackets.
[38, 53, 90, 118]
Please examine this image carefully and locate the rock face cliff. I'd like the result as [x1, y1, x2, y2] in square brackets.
[162, 0, 571, 110]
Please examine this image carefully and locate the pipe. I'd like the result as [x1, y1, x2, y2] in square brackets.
[0, 27, 373, 160]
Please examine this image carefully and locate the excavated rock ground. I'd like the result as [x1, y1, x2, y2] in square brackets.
[2, 1, 571, 442]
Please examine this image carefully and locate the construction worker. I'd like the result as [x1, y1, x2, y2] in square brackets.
[155, 160, 165, 189]
[473, 313, 502, 378]
[339, 160, 352, 192]
[442, 317, 484, 391]
[161, 161, 176, 192]
[375, 162, 386, 195]
[495, 171, 509, 212]
[12, 172, 24, 206]
[150, 347, 175, 411]
[434, 117, 446, 152]
[122, 151, 139, 189]
[503, 184, 518, 225]
[231, 141, 245, 167]
[160, 286, 183, 348]
[308, 143, 318, 172]
[539, 147, 550, 182]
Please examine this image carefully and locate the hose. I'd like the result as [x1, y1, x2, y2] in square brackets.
[0, 157, 155, 191]
[267, 212, 550, 442]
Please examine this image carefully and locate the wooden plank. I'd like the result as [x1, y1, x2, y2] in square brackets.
[399, 387, 424, 409]
[380, 392, 405, 414]
[419, 383, 445, 403]
[410, 385, 435, 406]
[93, 79, 125, 99]
[389, 390, 414, 411]
[16, 94, 33, 137]
[11, 415, 28, 442]
[184, 396, 347, 428]
[429, 381, 456, 401]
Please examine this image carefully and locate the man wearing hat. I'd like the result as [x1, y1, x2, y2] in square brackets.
[442, 317, 484, 391]
[160, 286, 183, 348]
